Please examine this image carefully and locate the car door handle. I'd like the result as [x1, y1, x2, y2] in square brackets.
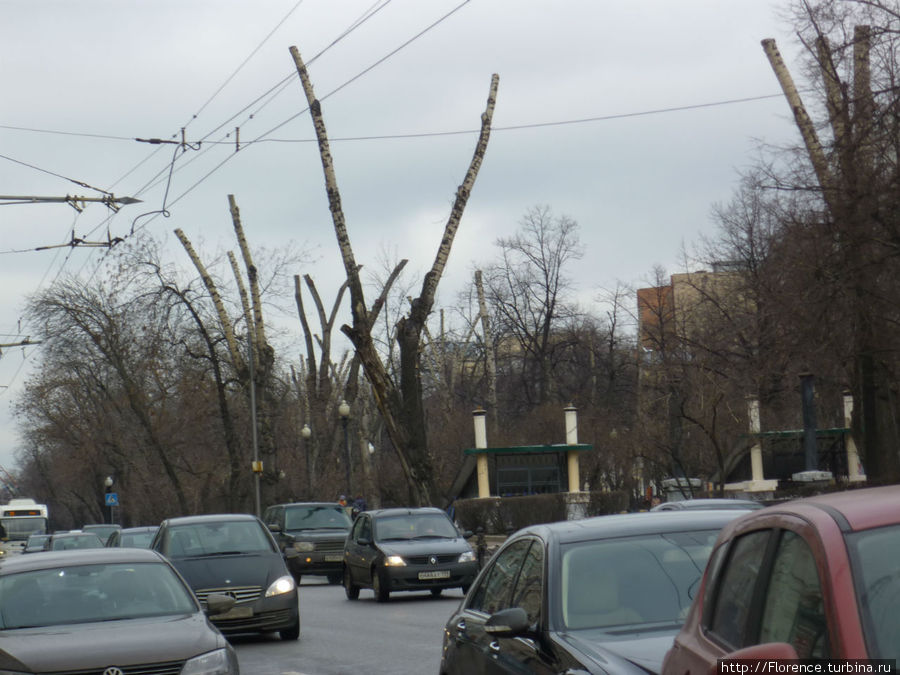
[489, 641, 501, 653]
[456, 619, 467, 632]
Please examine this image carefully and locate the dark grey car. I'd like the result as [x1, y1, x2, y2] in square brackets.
[0, 547, 238, 673]
[151, 513, 300, 640]
[343, 507, 478, 602]
[440, 510, 749, 675]
[264, 501, 352, 584]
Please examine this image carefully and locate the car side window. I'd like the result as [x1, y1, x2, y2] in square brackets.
[468, 539, 531, 615]
[708, 530, 771, 649]
[510, 540, 543, 626]
[758, 530, 830, 658]
[355, 516, 372, 542]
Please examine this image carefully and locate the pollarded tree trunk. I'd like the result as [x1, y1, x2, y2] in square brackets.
[289, 44, 499, 506]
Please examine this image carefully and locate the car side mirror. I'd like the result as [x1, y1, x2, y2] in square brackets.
[710, 643, 799, 675]
[204, 592, 236, 617]
[484, 607, 531, 638]
[461, 530, 474, 539]
[267, 523, 281, 533]
[357, 537, 372, 546]
[283, 548, 299, 560]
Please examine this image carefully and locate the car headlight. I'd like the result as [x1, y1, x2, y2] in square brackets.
[384, 555, 406, 567]
[181, 647, 237, 674]
[458, 550, 476, 563]
[293, 541, 315, 552]
[265, 574, 297, 597]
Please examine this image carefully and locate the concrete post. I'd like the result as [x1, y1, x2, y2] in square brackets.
[565, 404, 580, 493]
[473, 408, 490, 498]
[748, 397, 765, 483]
[843, 392, 865, 482]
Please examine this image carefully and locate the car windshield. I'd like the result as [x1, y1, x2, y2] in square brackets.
[285, 506, 351, 531]
[846, 523, 900, 661]
[83, 525, 119, 543]
[165, 520, 275, 557]
[559, 529, 721, 631]
[375, 513, 458, 541]
[52, 534, 104, 550]
[0, 562, 197, 629]
[120, 529, 157, 548]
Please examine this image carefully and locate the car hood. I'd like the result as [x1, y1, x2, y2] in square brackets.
[172, 552, 287, 589]
[0, 614, 225, 671]
[376, 537, 472, 556]
[560, 629, 677, 674]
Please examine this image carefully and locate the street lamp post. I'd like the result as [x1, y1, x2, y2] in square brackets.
[104, 476, 114, 524]
[301, 423, 312, 499]
[339, 400, 351, 497]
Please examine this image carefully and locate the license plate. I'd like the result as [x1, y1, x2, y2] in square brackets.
[418, 570, 451, 580]
[324, 554, 343, 562]
[216, 605, 253, 620]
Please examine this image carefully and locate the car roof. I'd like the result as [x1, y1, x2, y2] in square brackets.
[759, 484, 900, 532]
[366, 507, 447, 518]
[161, 513, 260, 526]
[120, 525, 159, 532]
[271, 502, 344, 508]
[83, 523, 121, 529]
[52, 531, 102, 538]
[511, 509, 750, 545]
[652, 498, 764, 511]
[1, 547, 167, 574]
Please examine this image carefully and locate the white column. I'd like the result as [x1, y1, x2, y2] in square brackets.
[748, 398, 764, 483]
[473, 408, 490, 498]
[843, 392, 865, 482]
[565, 404, 580, 493]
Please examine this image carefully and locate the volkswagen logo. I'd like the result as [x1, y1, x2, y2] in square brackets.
[103, 668, 125, 675]
[429, 555, 437, 565]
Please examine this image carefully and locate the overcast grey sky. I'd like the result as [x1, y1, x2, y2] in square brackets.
[0, 0, 803, 475]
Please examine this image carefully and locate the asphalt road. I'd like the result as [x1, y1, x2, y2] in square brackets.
[231, 575, 467, 674]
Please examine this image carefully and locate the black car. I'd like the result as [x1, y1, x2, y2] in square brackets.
[264, 501, 352, 584]
[439, 509, 749, 675]
[151, 513, 300, 640]
[22, 533, 50, 554]
[0, 547, 238, 673]
[106, 525, 159, 548]
[343, 507, 478, 603]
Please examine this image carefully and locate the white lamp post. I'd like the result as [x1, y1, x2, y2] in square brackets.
[301, 423, 312, 498]
[339, 400, 351, 497]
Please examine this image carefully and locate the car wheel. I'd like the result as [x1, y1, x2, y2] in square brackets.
[279, 618, 300, 641]
[344, 566, 360, 600]
[327, 573, 342, 585]
[373, 567, 390, 603]
[430, 588, 442, 598]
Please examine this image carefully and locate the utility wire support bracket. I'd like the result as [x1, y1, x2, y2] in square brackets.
[0, 194, 142, 213]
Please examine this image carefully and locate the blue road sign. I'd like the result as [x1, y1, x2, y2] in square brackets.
[105, 492, 119, 506]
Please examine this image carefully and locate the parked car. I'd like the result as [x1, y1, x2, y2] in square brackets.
[0, 547, 239, 673]
[662, 484, 900, 669]
[106, 525, 159, 548]
[151, 513, 300, 640]
[264, 501, 352, 584]
[651, 498, 764, 512]
[81, 523, 121, 545]
[440, 509, 749, 675]
[343, 507, 478, 602]
[45, 531, 105, 551]
[22, 533, 51, 554]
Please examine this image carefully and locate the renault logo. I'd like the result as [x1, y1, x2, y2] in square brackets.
[104, 668, 125, 675]
[429, 555, 437, 565]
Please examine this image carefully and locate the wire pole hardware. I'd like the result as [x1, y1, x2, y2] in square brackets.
[0, 194, 142, 213]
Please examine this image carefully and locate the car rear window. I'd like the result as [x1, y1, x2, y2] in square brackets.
[285, 506, 351, 531]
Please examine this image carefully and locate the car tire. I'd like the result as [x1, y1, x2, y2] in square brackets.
[430, 588, 442, 598]
[279, 618, 300, 641]
[343, 566, 360, 600]
[373, 567, 390, 603]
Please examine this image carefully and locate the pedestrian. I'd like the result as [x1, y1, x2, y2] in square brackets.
[351, 495, 367, 518]
[338, 495, 348, 508]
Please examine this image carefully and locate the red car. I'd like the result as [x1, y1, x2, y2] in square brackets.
[662, 484, 900, 669]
